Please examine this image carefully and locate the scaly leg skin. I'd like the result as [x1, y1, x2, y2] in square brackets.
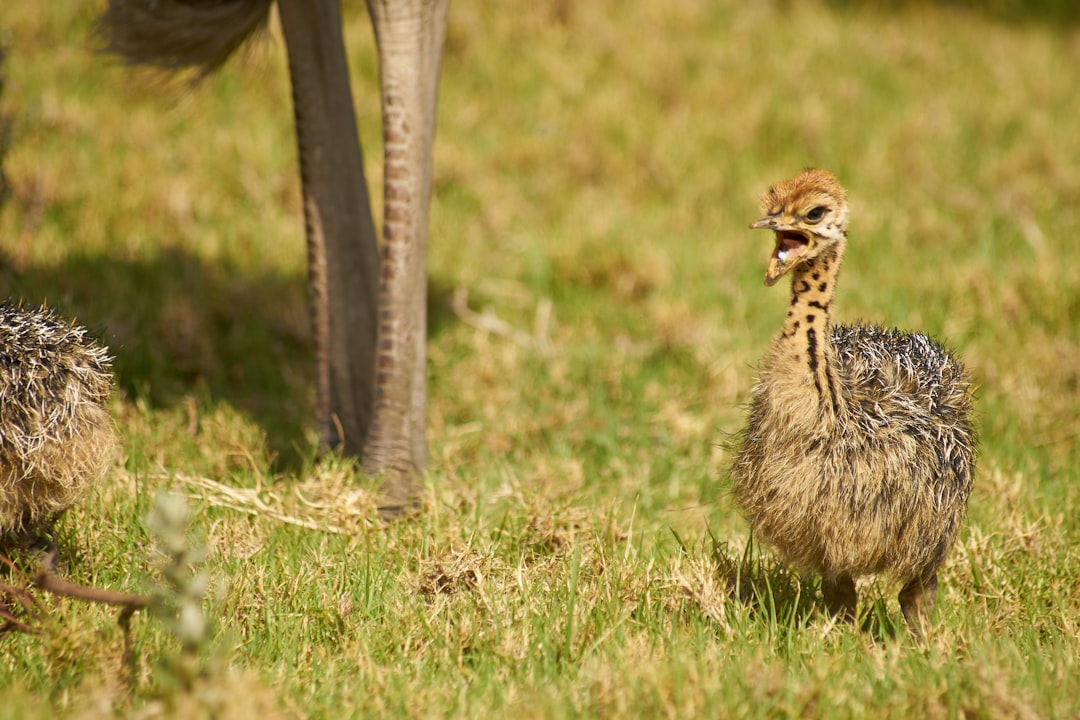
[899, 573, 938, 640]
[821, 573, 858, 624]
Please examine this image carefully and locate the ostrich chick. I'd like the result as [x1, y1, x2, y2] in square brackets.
[731, 169, 975, 637]
[0, 302, 116, 537]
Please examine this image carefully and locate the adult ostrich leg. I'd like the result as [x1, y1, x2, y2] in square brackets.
[360, 0, 448, 505]
[97, 0, 448, 510]
[278, 0, 448, 508]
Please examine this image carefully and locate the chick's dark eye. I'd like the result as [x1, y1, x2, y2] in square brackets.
[805, 206, 827, 223]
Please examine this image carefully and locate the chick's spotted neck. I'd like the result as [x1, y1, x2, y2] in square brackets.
[775, 239, 846, 420]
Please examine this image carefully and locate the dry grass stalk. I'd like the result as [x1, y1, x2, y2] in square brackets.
[170, 466, 382, 535]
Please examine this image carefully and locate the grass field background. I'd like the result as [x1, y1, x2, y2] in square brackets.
[1, 1, 1079, 717]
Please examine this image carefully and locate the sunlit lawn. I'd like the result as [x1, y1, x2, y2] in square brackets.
[1, 1, 1078, 717]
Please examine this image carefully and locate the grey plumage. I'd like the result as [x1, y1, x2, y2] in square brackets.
[95, 0, 272, 78]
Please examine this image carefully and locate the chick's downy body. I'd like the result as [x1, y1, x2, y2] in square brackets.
[0, 303, 115, 534]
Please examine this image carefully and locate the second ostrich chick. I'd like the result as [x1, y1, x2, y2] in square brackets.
[731, 169, 976, 637]
[0, 302, 116, 538]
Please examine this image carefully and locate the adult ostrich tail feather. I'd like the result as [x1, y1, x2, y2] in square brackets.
[95, 0, 274, 78]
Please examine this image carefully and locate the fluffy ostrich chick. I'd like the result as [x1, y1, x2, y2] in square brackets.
[0, 303, 116, 536]
[731, 169, 976, 636]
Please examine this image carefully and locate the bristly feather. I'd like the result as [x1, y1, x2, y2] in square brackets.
[0, 302, 116, 535]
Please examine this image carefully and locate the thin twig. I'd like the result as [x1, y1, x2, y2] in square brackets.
[0, 549, 149, 636]
[30, 551, 149, 611]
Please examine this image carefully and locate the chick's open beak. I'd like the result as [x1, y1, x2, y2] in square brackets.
[750, 217, 810, 287]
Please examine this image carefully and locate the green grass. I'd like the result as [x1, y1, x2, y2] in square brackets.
[2, 0, 1079, 717]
